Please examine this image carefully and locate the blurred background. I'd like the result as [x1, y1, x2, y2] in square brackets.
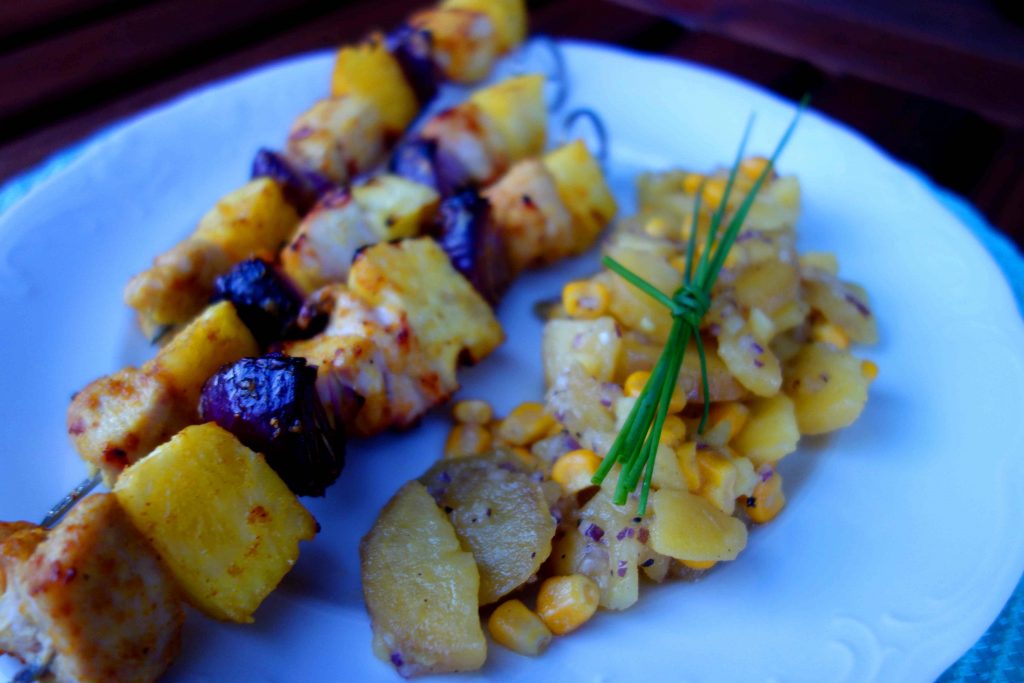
[1, 0, 1022, 247]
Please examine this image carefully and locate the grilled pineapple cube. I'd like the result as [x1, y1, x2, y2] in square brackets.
[192, 177, 299, 261]
[648, 488, 747, 562]
[114, 423, 317, 623]
[469, 74, 546, 163]
[351, 174, 440, 241]
[145, 301, 259, 409]
[361, 481, 486, 676]
[331, 38, 418, 135]
[348, 238, 503, 382]
[442, 0, 526, 52]
[544, 140, 618, 243]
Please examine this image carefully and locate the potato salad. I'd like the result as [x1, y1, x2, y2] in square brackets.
[361, 156, 878, 676]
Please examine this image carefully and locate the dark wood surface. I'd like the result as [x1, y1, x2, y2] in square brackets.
[1, 0, 1022, 249]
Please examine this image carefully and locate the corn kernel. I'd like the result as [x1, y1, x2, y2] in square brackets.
[644, 216, 671, 238]
[681, 559, 717, 571]
[659, 415, 687, 447]
[453, 399, 493, 425]
[669, 254, 689, 274]
[861, 359, 879, 382]
[445, 424, 492, 458]
[697, 450, 739, 514]
[551, 449, 602, 493]
[701, 178, 727, 210]
[676, 441, 701, 492]
[623, 371, 650, 398]
[739, 156, 771, 182]
[811, 322, 850, 350]
[488, 599, 553, 656]
[562, 281, 610, 319]
[746, 470, 786, 523]
[536, 575, 599, 635]
[682, 172, 704, 195]
[496, 402, 556, 446]
[623, 371, 685, 412]
[703, 402, 750, 447]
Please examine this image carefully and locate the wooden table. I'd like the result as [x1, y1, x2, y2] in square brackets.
[1, 0, 1022, 247]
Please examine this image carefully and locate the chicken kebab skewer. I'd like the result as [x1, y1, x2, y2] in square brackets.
[44, 66, 558, 528]
[124, 0, 530, 343]
[3, 120, 616, 683]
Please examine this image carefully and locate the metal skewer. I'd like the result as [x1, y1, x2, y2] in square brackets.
[561, 108, 610, 166]
[41, 472, 102, 529]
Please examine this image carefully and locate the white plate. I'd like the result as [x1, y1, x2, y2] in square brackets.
[2, 40, 1023, 683]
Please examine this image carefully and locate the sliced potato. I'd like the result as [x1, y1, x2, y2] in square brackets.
[361, 481, 486, 676]
[784, 343, 870, 435]
[733, 393, 801, 466]
[573, 489, 642, 610]
[542, 317, 621, 385]
[420, 452, 555, 604]
[648, 488, 747, 562]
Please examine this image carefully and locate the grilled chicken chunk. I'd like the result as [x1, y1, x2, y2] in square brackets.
[0, 494, 183, 683]
[286, 238, 502, 436]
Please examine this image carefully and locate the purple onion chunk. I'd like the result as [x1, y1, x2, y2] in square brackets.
[433, 190, 512, 305]
[385, 24, 439, 105]
[389, 138, 441, 191]
[212, 259, 305, 347]
[251, 148, 337, 214]
[200, 353, 345, 497]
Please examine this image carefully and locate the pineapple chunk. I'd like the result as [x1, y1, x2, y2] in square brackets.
[114, 423, 317, 623]
[124, 178, 298, 337]
[348, 238, 503, 381]
[649, 488, 747, 562]
[192, 178, 299, 261]
[442, 0, 526, 52]
[784, 343, 870, 435]
[733, 393, 801, 466]
[351, 174, 440, 241]
[331, 38, 418, 135]
[469, 74, 546, 163]
[361, 481, 486, 676]
[145, 301, 259, 409]
[542, 317, 622, 385]
[543, 140, 618, 243]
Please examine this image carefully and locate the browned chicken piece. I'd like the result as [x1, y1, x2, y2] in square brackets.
[285, 238, 503, 437]
[420, 102, 508, 190]
[285, 285, 454, 437]
[482, 158, 575, 273]
[67, 301, 258, 483]
[0, 494, 183, 683]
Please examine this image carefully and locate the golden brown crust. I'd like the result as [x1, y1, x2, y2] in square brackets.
[1, 495, 183, 683]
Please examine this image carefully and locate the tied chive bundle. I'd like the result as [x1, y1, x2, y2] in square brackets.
[591, 97, 809, 515]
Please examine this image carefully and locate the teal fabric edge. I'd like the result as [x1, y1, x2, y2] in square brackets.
[2, 138, 1023, 682]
